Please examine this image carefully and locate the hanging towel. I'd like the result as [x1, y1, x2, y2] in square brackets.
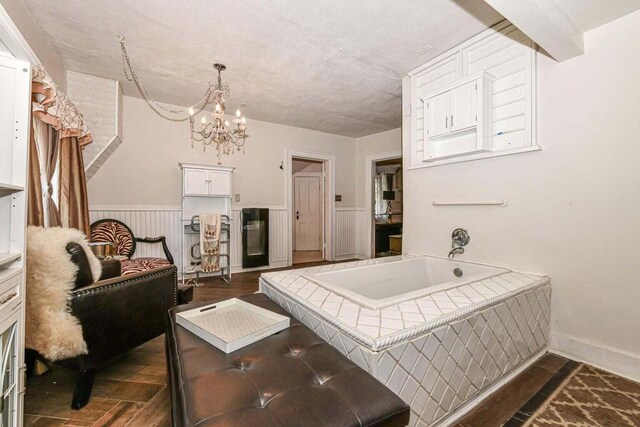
[199, 213, 221, 273]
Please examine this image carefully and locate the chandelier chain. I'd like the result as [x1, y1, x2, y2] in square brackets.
[119, 36, 214, 121]
[118, 36, 248, 163]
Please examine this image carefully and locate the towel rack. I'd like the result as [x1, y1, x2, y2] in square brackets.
[432, 198, 508, 207]
[186, 214, 232, 285]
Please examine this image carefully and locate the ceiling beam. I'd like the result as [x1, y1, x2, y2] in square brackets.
[484, 0, 584, 62]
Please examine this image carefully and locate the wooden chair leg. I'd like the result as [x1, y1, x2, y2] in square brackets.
[71, 369, 95, 410]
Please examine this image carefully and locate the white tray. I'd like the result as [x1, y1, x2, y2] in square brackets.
[175, 298, 290, 353]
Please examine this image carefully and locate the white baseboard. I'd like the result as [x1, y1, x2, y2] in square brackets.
[230, 260, 288, 274]
[334, 254, 358, 261]
[550, 332, 640, 382]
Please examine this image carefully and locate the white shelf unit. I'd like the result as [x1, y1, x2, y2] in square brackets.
[0, 31, 31, 425]
[179, 163, 234, 285]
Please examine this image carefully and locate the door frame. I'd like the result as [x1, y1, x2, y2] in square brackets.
[285, 150, 335, 265]
[365, 150, 402, 258]
[292, 172, 324, 253]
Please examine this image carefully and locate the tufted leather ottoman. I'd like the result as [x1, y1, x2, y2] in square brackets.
[166, 293, 410, 427]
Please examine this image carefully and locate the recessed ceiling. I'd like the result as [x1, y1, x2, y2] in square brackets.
[21, 0, 502, 137]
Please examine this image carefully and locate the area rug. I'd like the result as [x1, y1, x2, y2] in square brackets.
[524, 363, 640, 426]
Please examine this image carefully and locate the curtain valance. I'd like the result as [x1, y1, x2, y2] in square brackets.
[31, 65, 93, 146]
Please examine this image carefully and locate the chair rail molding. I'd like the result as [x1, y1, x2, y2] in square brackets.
[89, 204, 360, 273]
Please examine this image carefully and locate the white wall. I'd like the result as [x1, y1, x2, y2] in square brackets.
[403, 11, 640, 378]
[355, 128, 402, 208]
[88, 96, 357, 209]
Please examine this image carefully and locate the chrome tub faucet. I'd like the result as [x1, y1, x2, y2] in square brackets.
[448, 228, 470, 258]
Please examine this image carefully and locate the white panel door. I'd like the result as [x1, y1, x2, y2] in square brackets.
[184, 169, 209, 196]
[450, 80, 477, 132]
[425, 92, 450, 138]
[294, 176, 321, 251]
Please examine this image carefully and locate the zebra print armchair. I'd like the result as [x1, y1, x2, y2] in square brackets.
[90, 218, 174, 275]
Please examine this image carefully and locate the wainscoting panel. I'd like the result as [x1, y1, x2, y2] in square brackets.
[267, 208, 289, 265]
[334, 208, 357, 259]
[89, 207, 182, 260]
[90, 206, 290, 274]
[355, 209, 370, 259]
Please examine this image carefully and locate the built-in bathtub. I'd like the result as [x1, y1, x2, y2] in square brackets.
[302, 256, 510, 310]
[259, 255, 551, 427]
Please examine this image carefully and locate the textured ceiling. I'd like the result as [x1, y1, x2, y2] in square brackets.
[21, 0, 501, 137]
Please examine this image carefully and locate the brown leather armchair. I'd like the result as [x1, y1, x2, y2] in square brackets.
[26, 242, 178, 410]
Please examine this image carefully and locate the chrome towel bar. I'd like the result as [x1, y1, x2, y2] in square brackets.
[432, 198, 508, 207]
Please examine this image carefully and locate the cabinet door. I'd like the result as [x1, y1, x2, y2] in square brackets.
[184, 169, 209, 196]
[208, 171, 231, 196]
[0, 310, 23, 426]
[425, 92, 450, 138]
[450, 80, 477, 132]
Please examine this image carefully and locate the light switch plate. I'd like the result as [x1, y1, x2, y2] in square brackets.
[235, 193, 240, 202]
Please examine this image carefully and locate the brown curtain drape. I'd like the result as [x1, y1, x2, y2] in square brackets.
[58, 136, 91, 236]
[29, 65, 93, 235]
[27, 118, 62, 227]
[27, 121, 44, 227]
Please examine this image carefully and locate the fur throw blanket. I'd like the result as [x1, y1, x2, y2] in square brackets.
[26, 226, 101, 361]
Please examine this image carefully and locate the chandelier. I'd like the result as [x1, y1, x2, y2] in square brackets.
[119, 37, 248, 162]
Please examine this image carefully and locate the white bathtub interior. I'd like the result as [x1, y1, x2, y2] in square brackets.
[302, 256, 509, 309]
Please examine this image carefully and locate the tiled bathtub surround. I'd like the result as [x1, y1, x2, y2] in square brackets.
[259, 256, 551, 427]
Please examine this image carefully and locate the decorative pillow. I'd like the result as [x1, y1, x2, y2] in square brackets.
[121, 257, 171, 275]
[91, 221, 133, 257]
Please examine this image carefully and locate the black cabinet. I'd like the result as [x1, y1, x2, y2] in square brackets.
[241, 208, 269, 268]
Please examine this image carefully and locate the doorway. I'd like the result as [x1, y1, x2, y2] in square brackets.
[292, 158, 325, 264]
[372, 157, 402, 258]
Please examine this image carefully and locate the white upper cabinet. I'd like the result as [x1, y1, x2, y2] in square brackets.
[184, 169, 209, 196]
[406, 21, 540, 168]
[450, 80, 477, 132]
[425, 92, 450, 138]
[421, 73, 492, 161]
[182, 165, 233, 197]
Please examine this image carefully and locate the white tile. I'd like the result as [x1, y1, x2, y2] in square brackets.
[387, 366, 409, 394]
[358, 315, 380, 327]
[399, 376, 420, 405]
[381, 309, 402, 319]
[377, 353, 397, 384]
[381, 318, 404, 330]
[403, 312, 426, 324]
[412, 354, 429, 381]
[399, 344, 420, 371]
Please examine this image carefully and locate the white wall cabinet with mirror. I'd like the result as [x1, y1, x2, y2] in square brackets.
[406, 20, 541, 168]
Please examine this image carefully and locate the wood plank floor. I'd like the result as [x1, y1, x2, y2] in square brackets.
[23, 261, 610, 426]
[24, 260, 336, 426]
